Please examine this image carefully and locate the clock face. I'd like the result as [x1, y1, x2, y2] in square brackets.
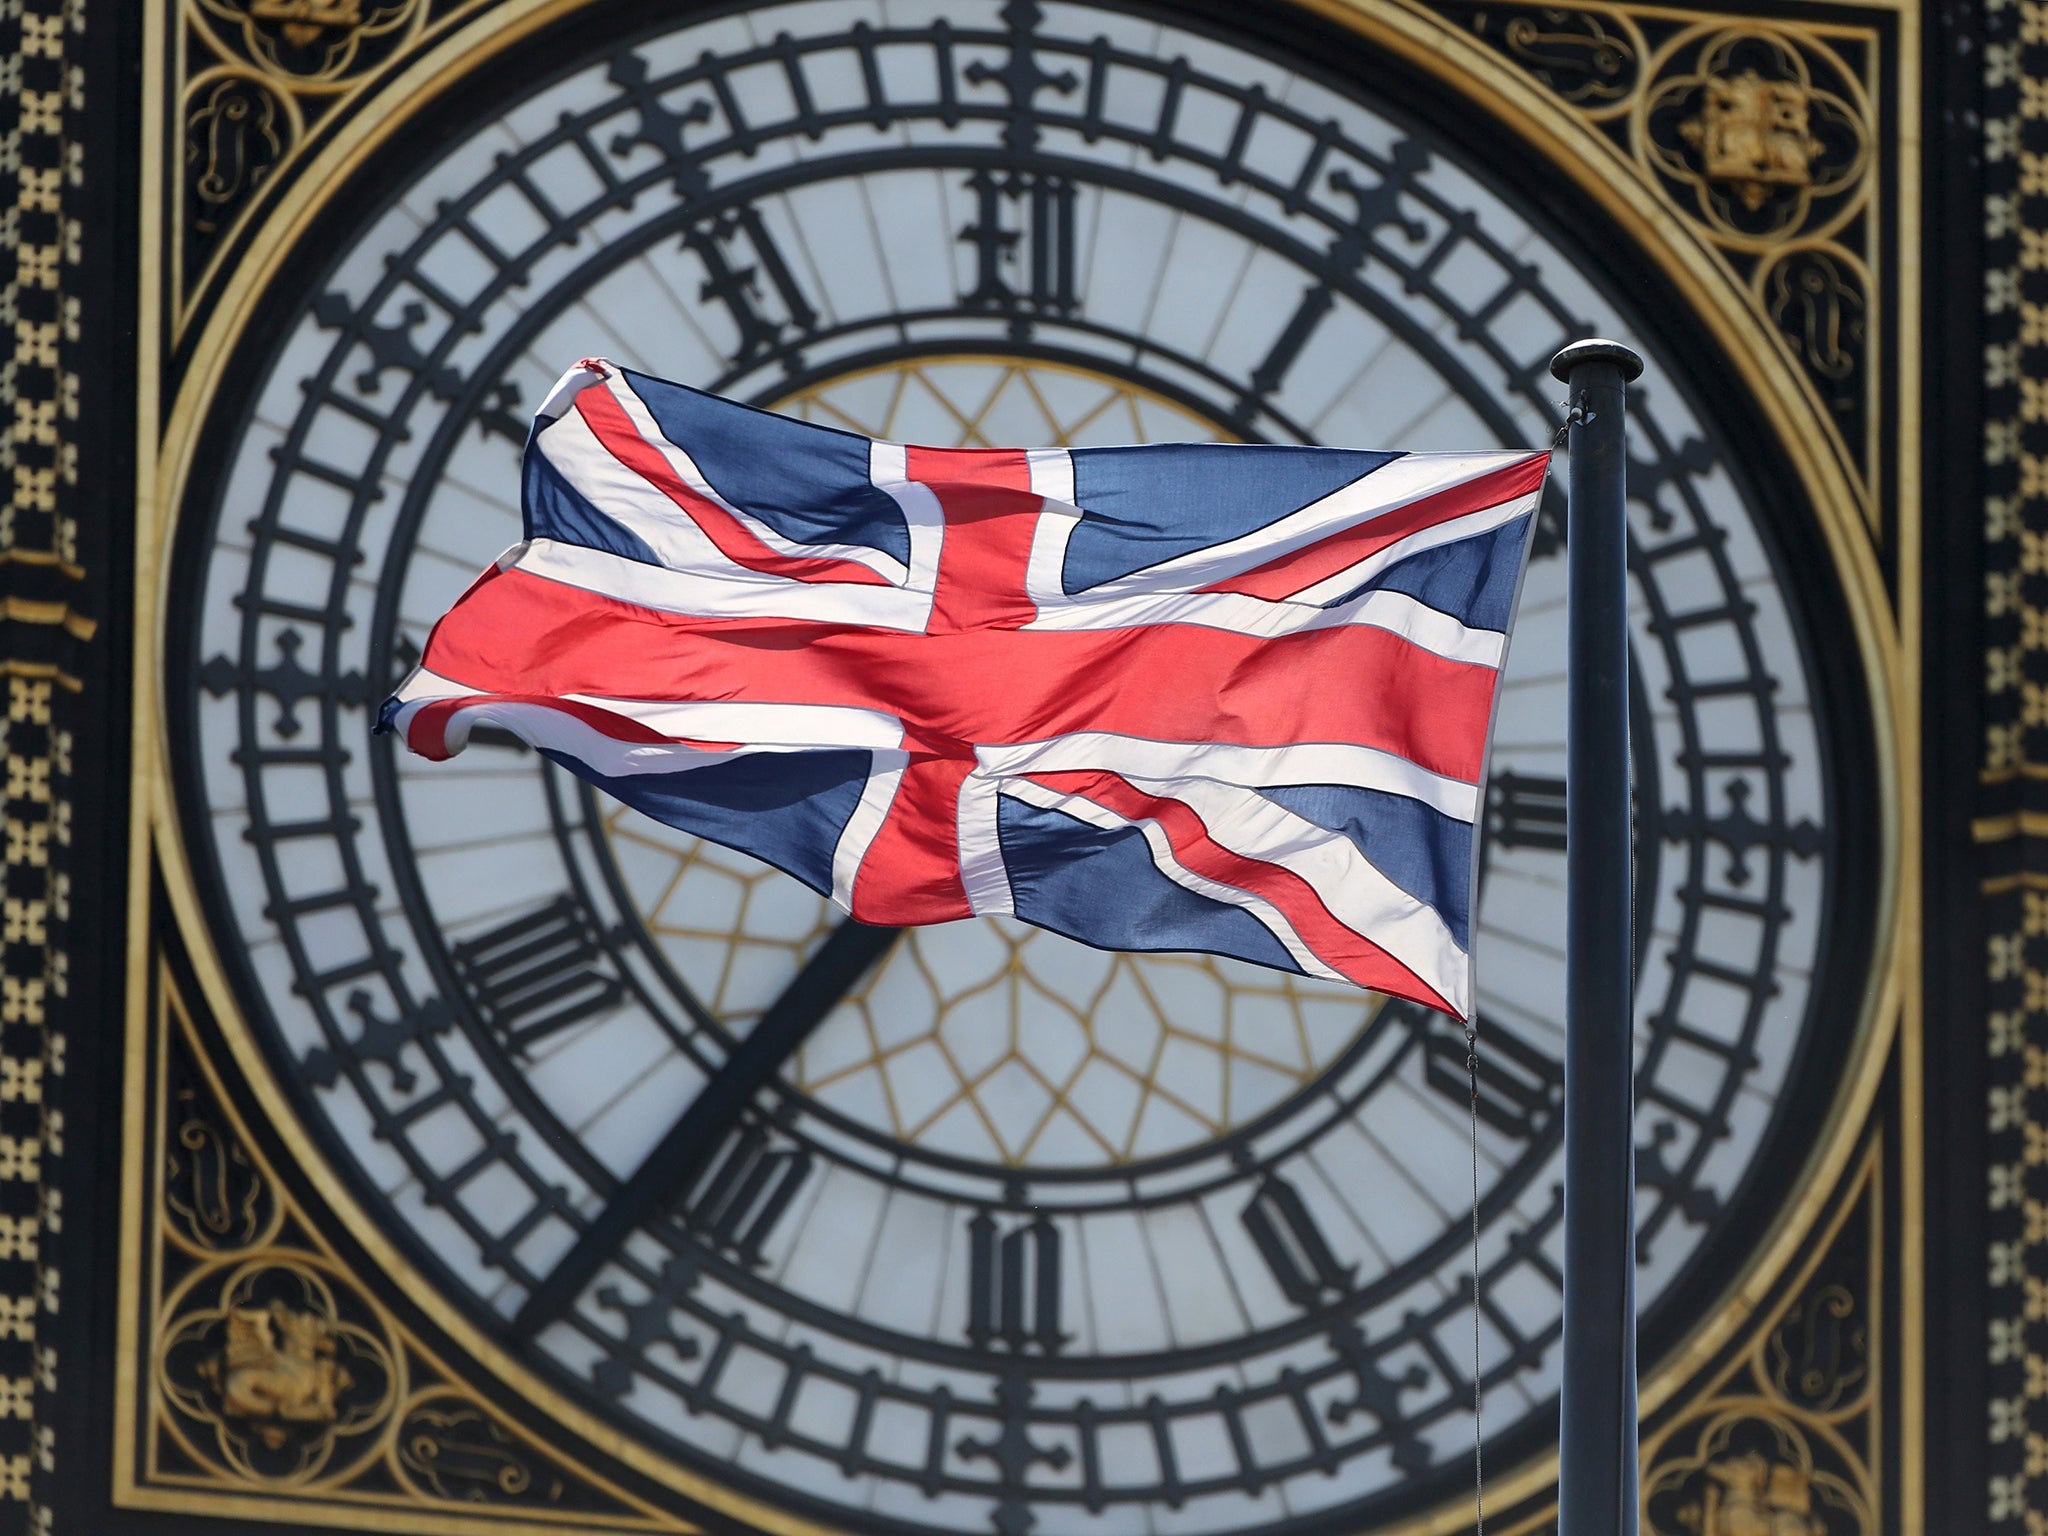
[172, 3, 1873, 1533]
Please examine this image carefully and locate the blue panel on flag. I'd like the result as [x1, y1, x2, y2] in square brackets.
[1261, 784, 1473, 945]
[1064, 444, 1401, 594]
[542, 748, 871, 897]
[622, 372, 911, 568]
[1330, 514, 1533, 630]
[997, 795, 1303, 973]
[523, 451, 661, 566]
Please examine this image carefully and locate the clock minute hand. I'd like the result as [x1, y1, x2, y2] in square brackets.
[510, 917, 900, 1338]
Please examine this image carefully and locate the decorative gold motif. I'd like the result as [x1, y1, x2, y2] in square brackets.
[201, 1301, 354, 1444]
[1455, 1, 1881, 515]
[161, 1258, 396, 1481]
[1485, 6, 1644, 115]
[248, 0, 364, 51]
[190, 0, 426, 82]
[395, 1392, 569, 1505]
[1649, 1418, 1861, 1536]
[1641, 1144, 1881, 1536]
[184, 73, 289, 239]
[174, 0, 437, 322]
[129, 968, 689, 1528]
[1639, 28, 1870, 251]
[1980, 3, 2048, 1526]
[1762, 246, 1866, 386]
[164, 1060, 280, 1256]
[1679, 71, 1819, 211]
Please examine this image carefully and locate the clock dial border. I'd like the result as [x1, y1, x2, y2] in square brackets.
[119, 1, 1911, 1532]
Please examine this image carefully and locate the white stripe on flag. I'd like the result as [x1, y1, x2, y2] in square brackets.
[957, 768, 1015, 917]
[597, 377, 911, 583]
[1023, 580, 1508, 664]
[1047, 450, 1535, 601]
[996, 776, 1348, 984]
[513, 537, 937, 628]
[391, 669, 908, 760]
[976, 734, 1480, 822]
[832, 755, 908, 910]
[1286, 487, 1540, 607]
[1111, 773, 1470, 1018]
[869, 439, 946, 608]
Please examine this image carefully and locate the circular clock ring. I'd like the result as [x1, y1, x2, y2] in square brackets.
[151, 2, 1900, 1533]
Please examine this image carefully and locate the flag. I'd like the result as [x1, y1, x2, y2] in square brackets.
[381, 361, 1550, 1020]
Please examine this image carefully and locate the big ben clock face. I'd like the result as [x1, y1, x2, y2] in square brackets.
[171, 2, 1876, 1532]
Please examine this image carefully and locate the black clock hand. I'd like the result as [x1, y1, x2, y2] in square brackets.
[510, 917, 900, 1338]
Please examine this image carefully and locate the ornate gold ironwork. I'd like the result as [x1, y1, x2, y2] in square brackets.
[201, 1301, 356, 1445]
[161, 1258, 397, 1481]
[1679, 70, 1820, 211]
[1487, 6, 1644, 114]
[1650, 1426, 1854, 1536]
[1450, 2, 1880, 516]
[1640, 1144, 1882, 1536]
[129, 968, 690, 1528]
[248, 0, 366, 51]
[1640, 29, 1869, 250]
[395, 1392, 571, 1505]
[174, 0, 438, 321]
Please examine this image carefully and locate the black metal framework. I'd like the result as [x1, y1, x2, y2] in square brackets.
[160, 3, 1882, 1534]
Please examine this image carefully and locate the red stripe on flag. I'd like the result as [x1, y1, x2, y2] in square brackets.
[911, 446, 1041, 633]
[846, 756, 975, 923]
[575, 387, 891, 587]
[421, 569, 1501, 782]
[406, 693, 692, 761]
[1200, 453, 1549, 601]
[1031, 770, 1457, 1014]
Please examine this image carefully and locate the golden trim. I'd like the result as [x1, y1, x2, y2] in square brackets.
[125, 961, 691, 1533]
[1974, 811, 2048, 841]
[0, 598, 97, 641]
[0, 662, 81, 694]
[121, 1, 1922, 1531]
[1637, 1138, 1884, 1529]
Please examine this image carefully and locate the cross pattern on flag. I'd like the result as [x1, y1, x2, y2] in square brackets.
[381, 361, 1551, 1020]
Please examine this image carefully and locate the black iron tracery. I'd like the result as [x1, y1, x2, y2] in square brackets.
[171, 6, 1860, 1533]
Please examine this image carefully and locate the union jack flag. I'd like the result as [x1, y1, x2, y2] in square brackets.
[382, 361, 1550, 1020]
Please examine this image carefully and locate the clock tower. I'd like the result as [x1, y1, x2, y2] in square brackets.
[0, 0, 1998, 1532]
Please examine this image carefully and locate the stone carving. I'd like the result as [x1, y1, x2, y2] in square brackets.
[197, 1301, 352, 1449]
[1680, 70, 1820, 211]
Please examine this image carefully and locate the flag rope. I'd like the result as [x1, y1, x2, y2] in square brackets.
[1465, 1019, 1486, 1536]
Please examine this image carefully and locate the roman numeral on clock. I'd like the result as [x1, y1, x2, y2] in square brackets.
[679, 1121, 812, 1268]
[1242, 1173, 1356, 1307]
[966, 1211, 1066, 1353]
[684, 204, 819, 369]
[958, 169, 1078, 324]
[450, 896, 625, 1054]
[1486, 769, 1568, 853]
[1421, 1012, 1564, 1140]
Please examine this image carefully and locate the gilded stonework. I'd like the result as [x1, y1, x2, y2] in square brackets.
[174, 0, 446, 325]
[121, 0, 1918, 1531]
[1981, 1, 2048, 1532]
[1641, 1148, 1882, 1536]
[0, 0, 87, 1526]
[1446, 2, 1879, 516]
[1679, 70, 1820, 212]
[128, 966, 686, 1530]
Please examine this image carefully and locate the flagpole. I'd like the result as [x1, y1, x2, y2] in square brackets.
[1549, 338, 1643, 1536]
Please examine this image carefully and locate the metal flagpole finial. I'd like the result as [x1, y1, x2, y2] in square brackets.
[1550, 338, 1644, 384]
